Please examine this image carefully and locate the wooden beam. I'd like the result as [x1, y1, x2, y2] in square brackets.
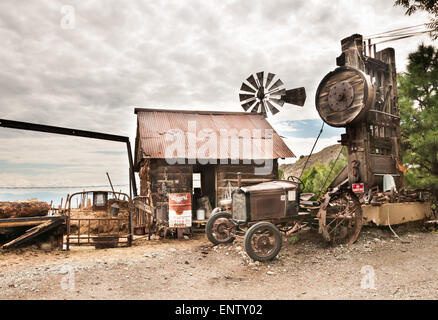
[0, 216, 66, 228]
[2, 218, 65, 249]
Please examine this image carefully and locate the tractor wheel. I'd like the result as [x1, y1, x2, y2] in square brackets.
[320, 189, 363, 245]
[206, 211, 235, 245]
[244, 222, 282, 262]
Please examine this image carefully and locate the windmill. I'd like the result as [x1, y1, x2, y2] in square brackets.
[239, 71, 306, 117]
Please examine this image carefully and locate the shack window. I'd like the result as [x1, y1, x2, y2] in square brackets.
[193, 173, 201, 189]
[95, 194, 105, 206]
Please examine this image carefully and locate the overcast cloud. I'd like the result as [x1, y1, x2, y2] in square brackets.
[0, 0, 435, 197]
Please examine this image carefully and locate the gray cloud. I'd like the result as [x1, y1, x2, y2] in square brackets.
[0, 0, 435, 189]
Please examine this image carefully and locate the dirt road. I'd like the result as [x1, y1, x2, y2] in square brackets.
[1, 224, 437, 300]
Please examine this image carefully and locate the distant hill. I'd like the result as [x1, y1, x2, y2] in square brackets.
[280, 144, 344, 178]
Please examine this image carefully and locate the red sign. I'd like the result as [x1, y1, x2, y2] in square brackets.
[168, 193, 191, 215]
[168, 193, 192, 227]
[352, 183, 364, 193]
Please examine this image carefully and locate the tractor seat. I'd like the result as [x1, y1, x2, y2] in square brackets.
[300, 193, 314, 201]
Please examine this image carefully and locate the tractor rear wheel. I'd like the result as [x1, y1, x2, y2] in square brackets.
[319, 189, 362, 245]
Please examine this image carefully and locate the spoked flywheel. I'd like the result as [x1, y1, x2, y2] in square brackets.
[318, 188, 362, 245]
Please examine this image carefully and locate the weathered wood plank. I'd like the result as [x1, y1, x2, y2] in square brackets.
[134, 200, 153, 215]
[2, 218, 65, 249]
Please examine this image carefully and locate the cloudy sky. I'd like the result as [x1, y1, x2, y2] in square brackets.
[0, 0, 435, 202]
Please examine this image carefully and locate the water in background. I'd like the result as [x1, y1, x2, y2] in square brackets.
[0, 185, 135, 207]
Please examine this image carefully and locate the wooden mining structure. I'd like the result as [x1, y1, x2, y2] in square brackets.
[315, 34, 432, 225]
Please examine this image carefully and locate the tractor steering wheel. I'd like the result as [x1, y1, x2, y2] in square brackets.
[287, 175, 305, 190]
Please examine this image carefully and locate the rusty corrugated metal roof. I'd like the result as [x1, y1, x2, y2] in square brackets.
[135, 108, 295, 161]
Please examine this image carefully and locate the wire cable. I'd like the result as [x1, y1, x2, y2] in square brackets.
[317, 146, 344, 199]
[363, 23, 432, 46]
[298, 122, 325, 180]
[0, 184, 131, 189]
[364, 23, 428, 39]
[366, 30, 430, 39]
[372, 31, 432, 45]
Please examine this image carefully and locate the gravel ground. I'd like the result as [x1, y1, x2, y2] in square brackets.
[0, 224, 437, 300]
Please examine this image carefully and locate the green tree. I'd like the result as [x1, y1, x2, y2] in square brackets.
[395, 0, 438, 38]
[398, 44, 438, 196]
[300, 155, 347, 200]
[278, 167, 284, 179]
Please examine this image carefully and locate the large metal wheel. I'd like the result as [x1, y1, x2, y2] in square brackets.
[315, 66, 374, 127]
[205, 211, 235, 245]
[319, 189, 362, 245]
[244, 222, 282, 262]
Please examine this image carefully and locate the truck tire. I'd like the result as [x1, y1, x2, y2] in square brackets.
[244, 222, 282, 262]
[206, 211, 235, 245]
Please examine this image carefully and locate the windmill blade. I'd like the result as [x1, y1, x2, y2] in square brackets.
[239, 93, 255, 102]
[269, 88, 286, 96]
[266, 100, 280, 115]
[251, 102, 260, 113]
[269, 78, 284, 91]
[256, 72, 264, 88]
[240, 82, 256, 93]
[241, 98, 256, 111]
[265, 73, 275, 89]
[282, 87, 306, 106]
[260, 101, 267, 115]
[246, 74, 259, 90]
[270, 97, 285, 107]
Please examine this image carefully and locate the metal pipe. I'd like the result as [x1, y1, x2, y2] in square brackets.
[0, 118, 138, 197]
[126, 140, 138, 196]
[368, 39, 372, 57]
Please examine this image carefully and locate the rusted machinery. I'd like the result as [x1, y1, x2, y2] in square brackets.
[316, 34, 402, 191]
[206, 176, 314, 261]
[206, 33, 432, 262]
[206, 172, 361, 261]
[64, 190, 132, 249]
[316, 34, 431, 231]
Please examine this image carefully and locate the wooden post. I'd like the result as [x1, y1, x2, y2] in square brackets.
[58, 198, 63, 213]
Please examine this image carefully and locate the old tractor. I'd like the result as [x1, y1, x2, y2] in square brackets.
[205, 34, 432, 262]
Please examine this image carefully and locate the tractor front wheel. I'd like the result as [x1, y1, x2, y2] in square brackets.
[206, 211, 236, 245]
[244, 222, 282, 262]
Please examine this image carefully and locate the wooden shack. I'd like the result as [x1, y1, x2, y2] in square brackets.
[134, 108, 295, 218]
